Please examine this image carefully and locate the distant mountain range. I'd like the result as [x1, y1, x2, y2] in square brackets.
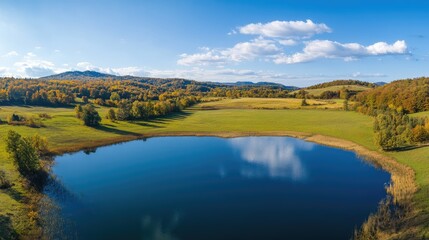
[374, 82, 387, 86]
[39, 71, 389, 91]
[39, 71, 299, 90]
[39, 71, 120, 80]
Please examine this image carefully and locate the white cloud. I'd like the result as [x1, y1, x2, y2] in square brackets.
[178, 38, 281, 66]
[178, 19, 409, 66]
[366, 40, 407, 55]
[278, 39, 298, 46]
[239, 20, 331, 39]
[144, 68, 266, 81]
[351, 72, 387, 78]
[223, 38, 281, 61]
[177, 50, 228, 66]
[76, 61, 93, 70]
[14, 59, 58, 77]
[110, 67, 146, 76]
[25, 52, 37, 58]
[0, 67, 12, 76]
[227, 29, 237, 35]
[2, 51, 19, 57]
[75, 62, 146, 76]
[274, 40, 408, 64]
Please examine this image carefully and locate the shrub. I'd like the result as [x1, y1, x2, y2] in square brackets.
[343, 100, 349, 111]
[94, 98, 105, 106]
[75, 104, 83, 118]
[412, 125, 429, 143]
[0, 170, 12, 189]
[110, 92, 121, 101]
[81, 104, 101, 126]
[38, 113, 52, 119]
[106, 108, 117, 121]
[7, 113, 24, 124]
[25, 116, 44, 128]
[301, 98, 309, 106]
[31, 134, 49, 155]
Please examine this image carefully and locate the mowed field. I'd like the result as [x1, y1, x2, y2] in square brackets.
[196, 97, 346, 110]
[291, 84, 372, 96]
[0, 101, 428, 238]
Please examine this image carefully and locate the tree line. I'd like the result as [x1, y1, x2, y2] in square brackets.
[0, 77, 296, 108]
[75, 96, 199, 126]
[4, 131, 49, 185]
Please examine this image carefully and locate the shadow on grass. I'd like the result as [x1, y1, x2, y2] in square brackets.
[145, 111, 192, 124]
[0, 103, 75, 109]
[394, 144, 429, 152]
[0, 215, 18, 240]
[94, 125, 141, 136]
[132, 122, 164, 128]
[96, 111, 194, 135]
[4, 187, 26, 203]
[130, 111, 193, 128]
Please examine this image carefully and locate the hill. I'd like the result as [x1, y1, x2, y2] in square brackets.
[290, 79, 375, 97]
[0, 71, 296, 106]
[298, 84, 373, 97]
[374, 82, 387, 86]
[356, 77, 429, 113]
[305, 79, 377, 89]
[39, 71, 295, 90]
[214, 81, 298, 90]
[39, 70, 117, 80]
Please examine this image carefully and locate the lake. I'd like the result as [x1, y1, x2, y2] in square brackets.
[42, 136, 390, 240]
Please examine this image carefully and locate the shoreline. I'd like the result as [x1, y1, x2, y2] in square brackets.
[47, 130, 417, 238]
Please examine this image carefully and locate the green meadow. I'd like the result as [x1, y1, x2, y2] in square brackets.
[0, 99, 428, 238]
[290, 84, 373, 97]
[196, 97, 346, 110]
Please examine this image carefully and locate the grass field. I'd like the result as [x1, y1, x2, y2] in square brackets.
[0, 103, 428, 238]
[291, 84, 372, 96]
[196, 97, 346, 110]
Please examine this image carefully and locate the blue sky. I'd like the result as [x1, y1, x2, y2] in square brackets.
[0, 0, 428, 86]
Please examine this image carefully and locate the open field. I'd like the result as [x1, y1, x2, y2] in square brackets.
[196, 97, 346, 110]
[0, 104, 428, 238]
[291, 84, 372, 96]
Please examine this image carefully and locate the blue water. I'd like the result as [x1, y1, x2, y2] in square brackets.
[43, 137, 390, 240]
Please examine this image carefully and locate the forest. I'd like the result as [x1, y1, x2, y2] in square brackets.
[355, 77, 429, 114]
[0, 77, 291, 107]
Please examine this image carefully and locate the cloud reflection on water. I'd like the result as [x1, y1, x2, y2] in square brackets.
[141, 212, 181, 240]
[229, 137, 314, 180]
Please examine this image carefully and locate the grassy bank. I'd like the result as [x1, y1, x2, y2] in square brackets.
[0, 103, 428, 238]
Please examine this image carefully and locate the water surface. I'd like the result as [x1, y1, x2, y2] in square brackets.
[43, 137, 390, 240]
